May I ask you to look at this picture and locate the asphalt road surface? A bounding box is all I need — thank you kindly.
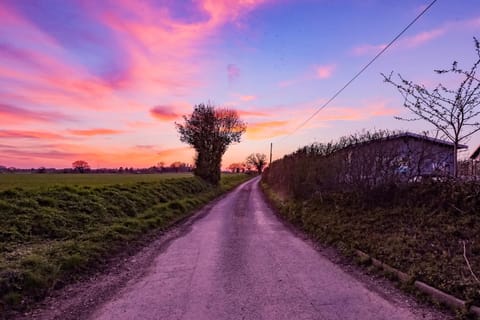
[91,177,446,320]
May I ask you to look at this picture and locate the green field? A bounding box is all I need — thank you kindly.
[0,173,250,314]
[0,173,192,190]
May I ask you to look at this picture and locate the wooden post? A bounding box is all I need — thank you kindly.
[269,143,272,166]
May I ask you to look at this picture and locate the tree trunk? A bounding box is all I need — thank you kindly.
[453,143,458,178]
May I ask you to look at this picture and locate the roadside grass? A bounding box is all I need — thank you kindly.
[0,174,249,313]
[261,180,480,308]
[0,173,192,190]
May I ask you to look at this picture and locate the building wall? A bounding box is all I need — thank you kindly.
[346,136,455,179]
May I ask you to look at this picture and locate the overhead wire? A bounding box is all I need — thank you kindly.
[281,0,438,140]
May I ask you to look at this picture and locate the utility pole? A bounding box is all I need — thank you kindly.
[269,142,272,166]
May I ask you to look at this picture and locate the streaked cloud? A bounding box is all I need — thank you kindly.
[237,109,270,117]
[246,120,290,140]
[0,103,72,123]
[68,128,125,136]
[0,130,65,140]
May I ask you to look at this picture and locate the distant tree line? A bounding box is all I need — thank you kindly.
[0,161,195,174]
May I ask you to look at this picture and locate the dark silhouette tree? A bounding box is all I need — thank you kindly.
[382,37,480,177]
[176,103,246,184]
[72,160,90,173]
[170,161,187,173]
[246,153,267,174]
[228,162,245,173]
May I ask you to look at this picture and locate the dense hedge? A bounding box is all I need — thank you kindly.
[0,175,249,313]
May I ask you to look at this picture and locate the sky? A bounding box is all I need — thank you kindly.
[0,0,479,169]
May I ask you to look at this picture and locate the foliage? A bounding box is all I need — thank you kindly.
[0,174,250,313]
[176,103,246,185]
[72,160,90,173]
[382,37,480,177]
[246,153,267,173]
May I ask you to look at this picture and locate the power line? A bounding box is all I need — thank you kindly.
[282,0,438,139]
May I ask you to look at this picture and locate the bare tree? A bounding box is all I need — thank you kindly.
[246,153,267,174]
[382,37,480,177]
[176,103,246,184]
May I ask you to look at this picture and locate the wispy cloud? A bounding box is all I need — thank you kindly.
[246,120,290,140]
[157,147,193,163]
[351,16,479,56]
[351,43,387,56]
[240,95,256,101]
[68,128,124,136]
[278,63,337,87]
[315,64,336,79]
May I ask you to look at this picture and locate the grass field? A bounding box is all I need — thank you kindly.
[0,173,250,314]
[0,173,193,190]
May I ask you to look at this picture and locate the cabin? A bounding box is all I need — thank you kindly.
[341,132,467,179]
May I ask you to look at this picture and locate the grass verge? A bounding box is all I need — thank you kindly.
[0,174,250,314]
[261,180,480,313]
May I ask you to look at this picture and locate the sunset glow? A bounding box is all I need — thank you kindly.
[0,0,479,168]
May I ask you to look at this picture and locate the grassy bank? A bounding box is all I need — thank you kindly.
[0,174,249,313]
[261,180,480,308]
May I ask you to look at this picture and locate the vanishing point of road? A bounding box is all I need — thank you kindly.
[91,177,448,320]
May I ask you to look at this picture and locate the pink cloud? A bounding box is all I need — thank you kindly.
[315,64,336,79]
[403,28,445,47]
[0,0,270,118]
[240,95,256,101]
[150,106,180,121]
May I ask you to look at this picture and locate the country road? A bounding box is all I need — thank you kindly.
[90,177,448,320]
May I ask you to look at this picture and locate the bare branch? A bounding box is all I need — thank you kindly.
[462,240,480,284]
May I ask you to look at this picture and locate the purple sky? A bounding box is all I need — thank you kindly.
[0,0,479,168]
